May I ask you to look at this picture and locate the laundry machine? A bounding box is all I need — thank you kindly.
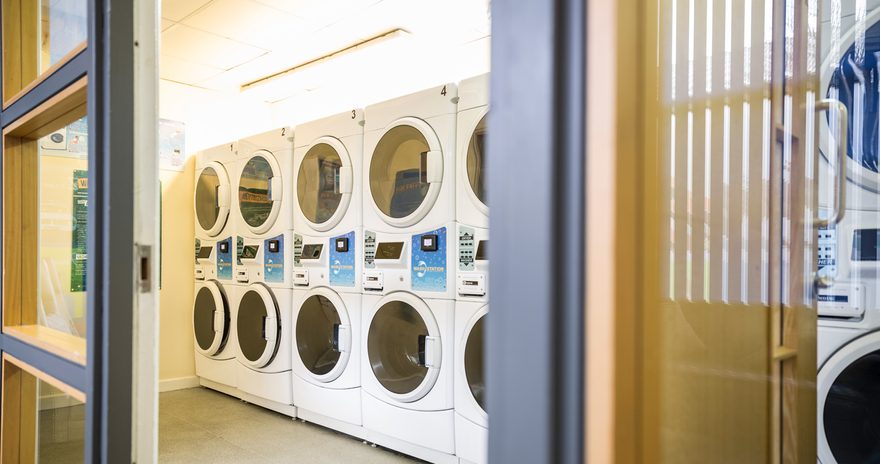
[290,110,365,434]
[362,83,458,300]
[233,234,295,415]
[361,291,455,462]
[193,142,239,390]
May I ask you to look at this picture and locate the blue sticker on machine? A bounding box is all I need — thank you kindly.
[330,231,356,287]
[264,234,285,283]
[411,227,447,292]
[217,236,233,280]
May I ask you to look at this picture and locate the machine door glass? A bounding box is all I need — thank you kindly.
[370,125,432,219]
[239,154,277,231]
[822,345,880,463]
[237,287,279,366]
[823,16,880,201]
[297,143,345,226]
[466,115,487,207]
[368,300,430,395]
[195,165,229,236]
[193,282,229,355]
[465,313,485,411]
[296,294,344,377]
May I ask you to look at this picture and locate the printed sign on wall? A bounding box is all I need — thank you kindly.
[70,170,88,292]
[159,119,186,172]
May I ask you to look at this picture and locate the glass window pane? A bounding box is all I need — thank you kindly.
[38,117,89,339]
[2,356,85,463]
[466,115,487,206]
[2,0,87,103]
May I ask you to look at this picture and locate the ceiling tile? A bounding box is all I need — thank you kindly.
[162,0,212,21]
[160,54,223,84]
[253,0,379,26]
[182,0,311,49]
[161,18,175,31]
[162,24,268,70]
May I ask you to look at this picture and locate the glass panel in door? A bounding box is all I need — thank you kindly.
[644,0,819,461]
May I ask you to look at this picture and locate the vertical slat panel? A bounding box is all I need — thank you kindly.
[746,0,768,304]
[726,0,746,303]
[21,142,38,325]
[674,0,691,300]
[692,0,709,301]
[710,0,728,303]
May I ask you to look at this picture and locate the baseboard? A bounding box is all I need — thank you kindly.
[159,376,200,392]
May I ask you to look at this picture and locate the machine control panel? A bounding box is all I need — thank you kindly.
[818,282,866,319]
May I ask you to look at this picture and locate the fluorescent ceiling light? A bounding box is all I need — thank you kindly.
[240,28,411,101]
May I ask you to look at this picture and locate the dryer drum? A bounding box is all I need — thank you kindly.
[368,300,429,395]
[824,350,880,463]
[237,289,280,366]
[193,285,228,354]
[296,294,342,376]
[464,315,486,411]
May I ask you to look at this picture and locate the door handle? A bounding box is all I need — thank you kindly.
[814,98,848,228]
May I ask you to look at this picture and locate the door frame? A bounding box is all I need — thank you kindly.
[487,0,586,463]
[0,0,157,461]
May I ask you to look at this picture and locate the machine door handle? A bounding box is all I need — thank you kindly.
[814,99,848,229]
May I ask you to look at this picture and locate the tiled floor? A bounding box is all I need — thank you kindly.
[160,387,422,463]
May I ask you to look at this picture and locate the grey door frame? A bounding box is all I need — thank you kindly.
[0,0,137,461]
[487,0,586,463]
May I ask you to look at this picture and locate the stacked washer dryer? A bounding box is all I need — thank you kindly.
[232,127,297,416]
[454,74,489,464]
[291,109,366,436]
[361,84,458,463]
[817,8,880,463]
[193,142,240,392]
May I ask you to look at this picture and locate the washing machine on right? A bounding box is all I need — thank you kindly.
[361,84,458,464]
[454,74,489,464]
[816,6,880,462]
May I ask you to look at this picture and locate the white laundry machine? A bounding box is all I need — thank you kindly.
[362,83,458,300]
[454,73,489,464]
[361,291,455,462]
[360,85,459,463]
[193,143,240,390]
[290,109,365,435]
[233,235,295,416]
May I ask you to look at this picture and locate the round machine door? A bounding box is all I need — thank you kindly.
[462,306,487,416]
[194,161,231,237]
[239,151,283,235]
[463,114,488,214]
[367,294,441,402]
[192,281,230,356]
[295,288,352,382]
[369,118,444,228]
[818,331,880,463]
[236,284,281,368]
[822,15,880,192]
[296,138,353,231]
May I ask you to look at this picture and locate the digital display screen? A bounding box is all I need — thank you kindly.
[475,240,488,261]
[197,247,213,259]
[240,245,259,260]
[852,229,880,261]
[376,242,404,260]
[302,244,323,260]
